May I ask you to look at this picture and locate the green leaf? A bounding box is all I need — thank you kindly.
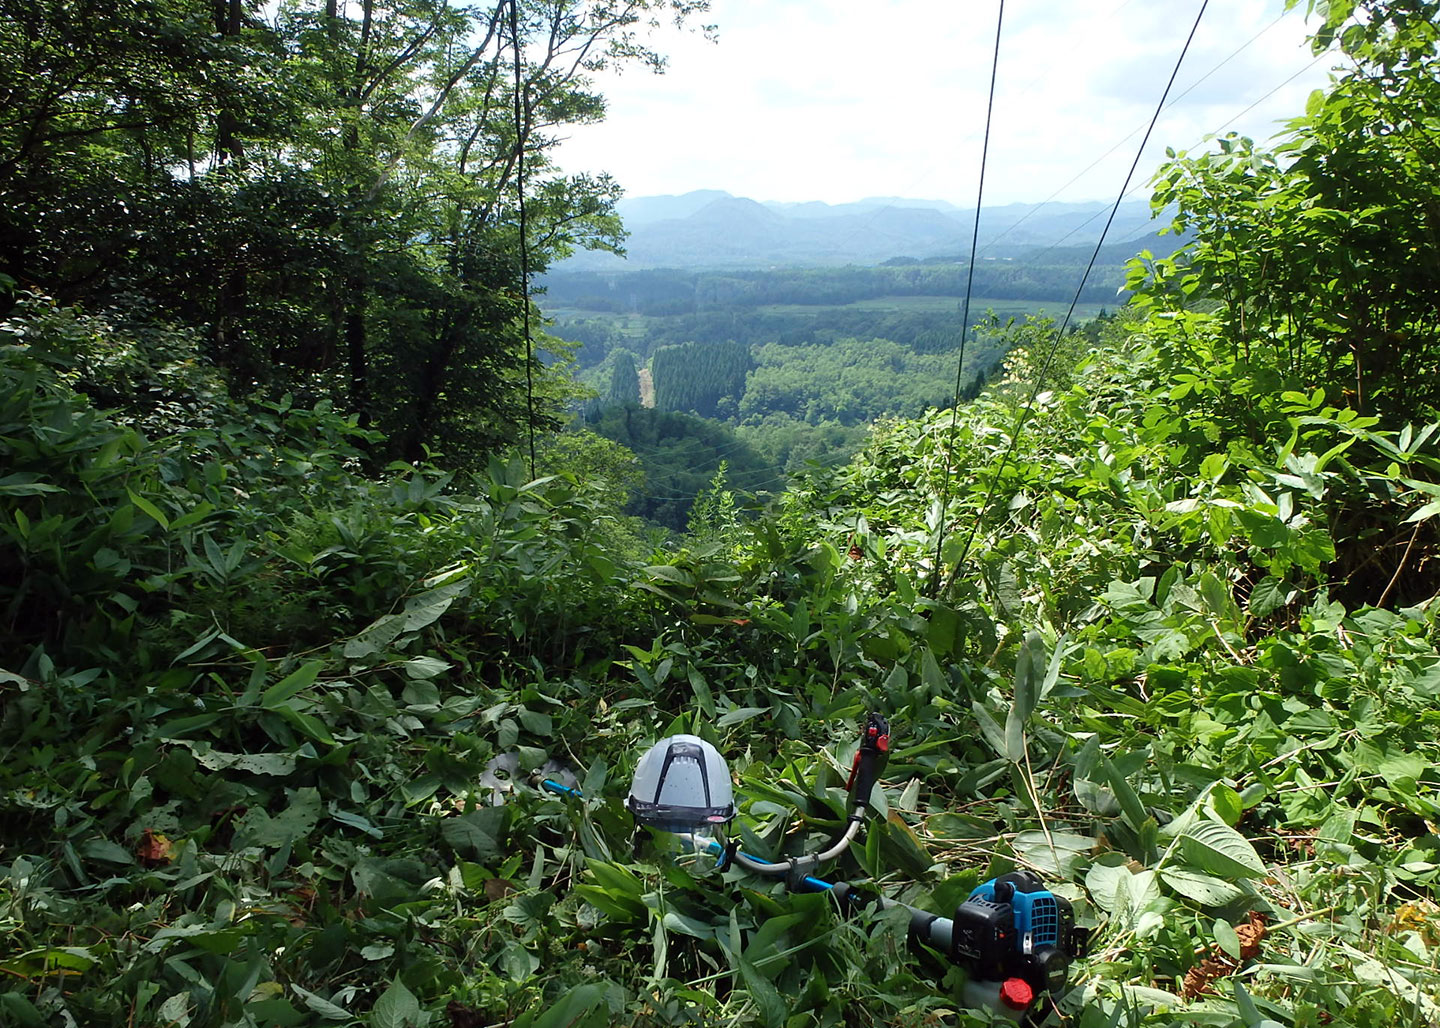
[1232,981,1277,1028]
[738,956,787,1028]
[170,502,215,531]
[1012,830,1095,878]
[0,947,99,977]
[157,993,192,1024]
[1071,736,1118,815]
[79,839,133,864]
[1214,918,1242,960]
[920,647,945,696]
[344,614,406,660]
[0,478,62,496]
[158,712,222,738]
[1100,753,1151,838]
[1085,860,1160,916]
[441,807,510,862]
[261,660,322,709]
[404,656,450,680]
[1248,577,1291,618]
[144,924,244,956]
[1405,499,1440,524]
[1206,783,1244,825]
[642,564,694,587]
[686,666,715,719]
[190,749,297,776]
[0,993,46,1028]
[1012,631,1044,721]
[1005,631,1045,761]
[1178,816,1266,879]
[127,488,170,530]
[577,860,646,921]
[291,984,351,1021]
[1159,868,1248,906]
[717,706,768,727]
[883,663,908,694]
[330,807,384,839]
[529,983,605,1028]
[401,579,468,633]
[371,978,422,1028]
[971,701,1007,760]
[1199,452,1229,481]
[277,707,336,746]
[499,939,539,982]
[236,788,323,848]
[878,815,934,879]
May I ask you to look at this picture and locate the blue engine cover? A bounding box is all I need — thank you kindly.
[967,876,1062,952]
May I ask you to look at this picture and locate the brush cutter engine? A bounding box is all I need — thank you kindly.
[952,871,1081,1016]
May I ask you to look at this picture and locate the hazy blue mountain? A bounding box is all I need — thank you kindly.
[566,190,1170,270]
[761,196,967,218]
[615,190,734,226]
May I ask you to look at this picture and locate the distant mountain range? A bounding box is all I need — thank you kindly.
[553,190,1182,270]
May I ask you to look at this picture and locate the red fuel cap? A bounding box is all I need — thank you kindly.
[1000,977,1035,1011]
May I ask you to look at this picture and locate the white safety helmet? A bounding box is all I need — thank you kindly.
[626,734,736,832]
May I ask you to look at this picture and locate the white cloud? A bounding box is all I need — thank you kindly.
[555,0,1338,206]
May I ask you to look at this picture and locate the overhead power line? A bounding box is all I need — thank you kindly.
[1012,49,1330,268]
[929,0,1005,598]
[976,8,1296,261]
[939,0,1212,599]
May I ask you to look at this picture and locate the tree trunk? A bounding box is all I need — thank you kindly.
[211,0,247,379]
[346,275,371,428]
[213,0,244,163]
[402,311,463,463]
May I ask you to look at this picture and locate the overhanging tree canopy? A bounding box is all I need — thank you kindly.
[0,0,711,463]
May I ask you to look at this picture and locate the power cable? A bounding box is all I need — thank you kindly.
[928,0,1004,599]
[814,5,1300,272]
[510,0,537,478]
[1012,49,1331,270]
[976,8,1293,262]
[822,0,1138,251]
[1210,50,1330,134]
[652,10,1315,353]
[938,0,1211,599]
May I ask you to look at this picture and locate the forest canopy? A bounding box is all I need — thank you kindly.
[0,0,708,464]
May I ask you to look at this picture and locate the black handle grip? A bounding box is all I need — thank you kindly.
[830,881,953,951]
[846,711,891,810]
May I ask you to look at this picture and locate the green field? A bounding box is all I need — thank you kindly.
[754,295,1107,320]
[546,296,1105,325]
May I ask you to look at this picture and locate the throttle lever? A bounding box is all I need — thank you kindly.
[845,711,890,814]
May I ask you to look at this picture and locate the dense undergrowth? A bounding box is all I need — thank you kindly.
[7,3,1440,1022]
[6,281,1440,1028]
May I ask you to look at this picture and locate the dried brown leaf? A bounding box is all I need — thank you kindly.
[483,878,518,902]
[1236,910,1268,959]
[136,828,173,867]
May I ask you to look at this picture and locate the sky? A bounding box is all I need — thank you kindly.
[555,0,1342,208]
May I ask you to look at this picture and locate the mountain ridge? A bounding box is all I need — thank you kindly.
[562,190,1175,270]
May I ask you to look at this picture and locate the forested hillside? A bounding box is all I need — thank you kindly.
[0,0,654,465]
[544,265,1126,317]
[551,271,1096,521]
[6,2,1440,1028]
